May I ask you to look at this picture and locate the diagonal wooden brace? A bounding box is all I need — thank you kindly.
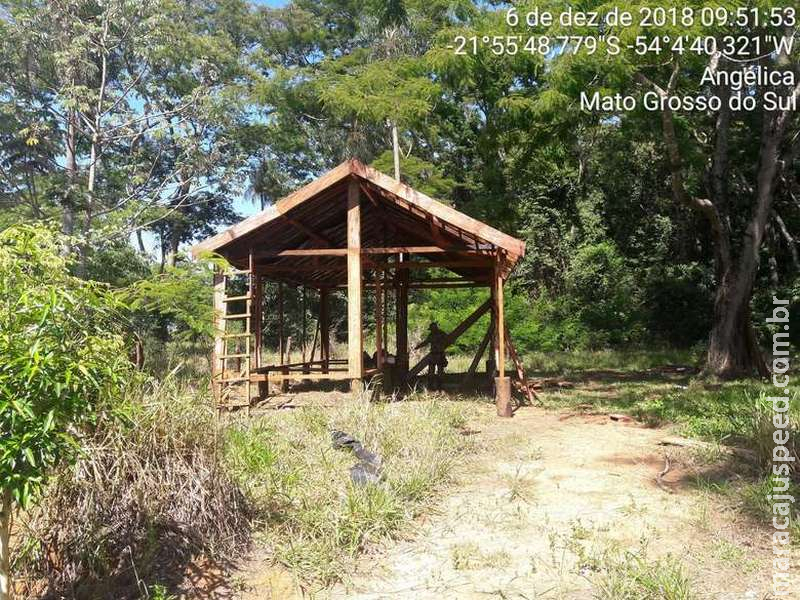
[407,299,492,380]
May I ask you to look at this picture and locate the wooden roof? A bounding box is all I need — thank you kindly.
[191,159,525,286]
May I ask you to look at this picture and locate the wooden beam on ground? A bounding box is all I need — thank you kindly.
[347,178,363,392]
[407,299,492,379]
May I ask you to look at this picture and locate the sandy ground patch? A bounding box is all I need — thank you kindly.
[236,403,798,599]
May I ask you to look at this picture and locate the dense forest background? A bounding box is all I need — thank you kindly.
[1,0,798,374]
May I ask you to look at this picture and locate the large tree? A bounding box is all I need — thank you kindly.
[530,0,799,376]
[0,0,259,271]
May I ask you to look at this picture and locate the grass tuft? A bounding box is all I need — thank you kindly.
[222,395,476,585]
[593,546,695,600]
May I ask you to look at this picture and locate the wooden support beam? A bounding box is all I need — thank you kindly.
[347,178,363,392]
[504,322,536,405]
[319,288,330,373]
[408,282,489,289]
[283,216,332,247]
[383,272,389,359]
[494,258,511,417]
[256,265,346,273]
[361,246,481,255]
[495,264,505,378]
[254,246,486,258]
[376,260,492,270]
[211,270,226,404]
[407,299,492,379]
[375,278,383,369]
[251,371,353,382]
[255,248,348,257]
[301,286,307,362]
[395,257,409,379]
[253,274,263,370]
[309,317,319,363]
[278,282,285,365]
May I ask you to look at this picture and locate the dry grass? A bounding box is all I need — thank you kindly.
[15,374,250,599]
[223,391,478,586]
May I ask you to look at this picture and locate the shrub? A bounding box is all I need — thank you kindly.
[1,224,134,598]
[564,242,642,347]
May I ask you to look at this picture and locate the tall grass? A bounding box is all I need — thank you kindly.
[15,374,250,599]
[222,394,475,584]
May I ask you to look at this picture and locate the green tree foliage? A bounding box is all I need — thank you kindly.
[0,225,132,597]
[0,0,257,270]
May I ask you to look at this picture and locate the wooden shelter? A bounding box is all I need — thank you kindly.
[191,158,530,416]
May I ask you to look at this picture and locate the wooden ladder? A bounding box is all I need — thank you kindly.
[213,253,256,414]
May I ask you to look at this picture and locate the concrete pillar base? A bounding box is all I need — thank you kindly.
[495,376,512,418]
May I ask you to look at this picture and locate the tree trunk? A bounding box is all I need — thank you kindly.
[166,231,179,268]
[136,230,146,254]
[0,488,12,600]
[641,58,796,380]
[706,272,769,379]
[62,111,78,240]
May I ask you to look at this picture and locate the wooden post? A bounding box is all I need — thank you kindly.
[253,273,268,399]
[302,286,310,377]
[319,287,330,373]
[211,270,226,406]
[375,277,383,369]
[278,282,285,364]
[278,283,288,393]
[487,284,496,377]
[496,268,505,378]
[252,274,262,370]
[347,178,363,394]
[494,259,511,417]
[396,255,409,381]
[383,272,389,355]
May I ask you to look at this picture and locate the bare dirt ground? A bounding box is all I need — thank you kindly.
[237,401,798,599]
